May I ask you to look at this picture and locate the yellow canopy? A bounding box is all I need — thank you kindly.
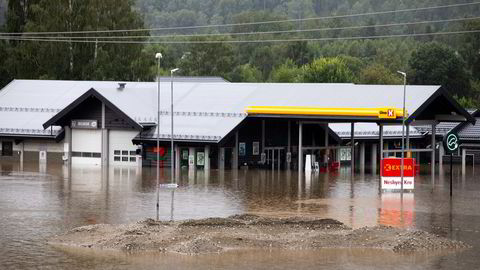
[246,106,406,119]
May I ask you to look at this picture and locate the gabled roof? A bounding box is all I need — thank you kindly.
[43,88,142,130]
[454,109,480,142]
[406,87,475,124]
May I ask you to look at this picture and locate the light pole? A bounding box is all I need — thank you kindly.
[155,52,162,220]
[397,71,407,195]
[170,68,179,183]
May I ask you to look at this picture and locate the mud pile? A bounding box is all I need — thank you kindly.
[49,215,469,255]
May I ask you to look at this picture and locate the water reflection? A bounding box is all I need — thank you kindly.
[0,162,480,269]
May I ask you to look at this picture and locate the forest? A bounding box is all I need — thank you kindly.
[0,0,479,107]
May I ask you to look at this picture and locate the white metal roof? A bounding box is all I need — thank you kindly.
[0,80,443,141]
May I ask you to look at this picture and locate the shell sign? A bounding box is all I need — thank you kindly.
[381,158,416,190]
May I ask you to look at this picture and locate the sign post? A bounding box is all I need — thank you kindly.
[443,131,459,198]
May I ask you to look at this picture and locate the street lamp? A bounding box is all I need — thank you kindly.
[170,68,179,184]
[155,52,162,220]
[169,67,180,222]
[397,71,407,195]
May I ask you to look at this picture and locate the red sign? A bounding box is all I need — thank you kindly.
[381,158,416,177]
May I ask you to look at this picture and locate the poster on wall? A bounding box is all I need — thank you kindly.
[182,150,189,160]
[197,152,205,166]
[188,155,195,166]
[239,142,246,156]
[340,148,351,161]
[252,142,260,155]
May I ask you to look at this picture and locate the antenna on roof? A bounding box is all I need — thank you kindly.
[117,83,126,90]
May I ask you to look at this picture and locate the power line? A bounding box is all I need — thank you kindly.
[0,1,479,36]
[1,16,477,40]
[1,30,478,44]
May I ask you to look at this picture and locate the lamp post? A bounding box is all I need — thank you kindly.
[170,68,179,183]
[397,71,407,195]
[155,52,162,220]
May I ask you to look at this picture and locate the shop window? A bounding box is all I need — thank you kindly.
[2,141,13,156]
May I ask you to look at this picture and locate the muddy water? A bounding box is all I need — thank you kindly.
[0,161,479,269]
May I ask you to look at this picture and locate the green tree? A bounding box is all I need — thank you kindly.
[300,57,354,83]
[359,64,402,85]
[9,0,148,81]
[230,64,262,82]
[409,42,471,97]
[270,59,301,82]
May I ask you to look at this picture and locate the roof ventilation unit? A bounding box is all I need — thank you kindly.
[117,83,126,90]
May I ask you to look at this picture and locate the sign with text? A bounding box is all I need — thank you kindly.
[381,158,416,190]
[71,119,98,129]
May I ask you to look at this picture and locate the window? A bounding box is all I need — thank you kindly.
[113,149,137,163]
[72,151,101,158]
[2,141,13,156]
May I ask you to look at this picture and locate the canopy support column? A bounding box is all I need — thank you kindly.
[351,123,355,173]
[298,122,303,174]
[431,123,436,184]
[324,123,329,163]
[379,124,383,159]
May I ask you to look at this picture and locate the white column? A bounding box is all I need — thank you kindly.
[462,148,466,175]
[204,145,210,171]
[379,124,383,159]
[431,123,436,175]
[298,122,303,173]
[324,123,329,163]
[351,123,355,173]
[19,142,24,171]
[261,120,265,153]
[64,126,72,166]
[287,120,291,168]
[439,143,444,166]
[101,102,108,167]
[359,142,365,173]
[218,147,225,170]
[233,131,239,169]
[175,145,180,178]
[371,143,377,174]
[101,129,109,167]
[188,147,196,170]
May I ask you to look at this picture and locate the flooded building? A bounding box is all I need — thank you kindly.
[0,79,475,173]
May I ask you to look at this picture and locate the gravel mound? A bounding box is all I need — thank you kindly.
[49,215,470,255]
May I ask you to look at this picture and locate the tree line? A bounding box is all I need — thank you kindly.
[0,0,479,107]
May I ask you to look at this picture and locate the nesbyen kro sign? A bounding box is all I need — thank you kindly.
[381,158,416,190]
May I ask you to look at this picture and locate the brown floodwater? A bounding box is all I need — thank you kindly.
[0,161,479,269]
